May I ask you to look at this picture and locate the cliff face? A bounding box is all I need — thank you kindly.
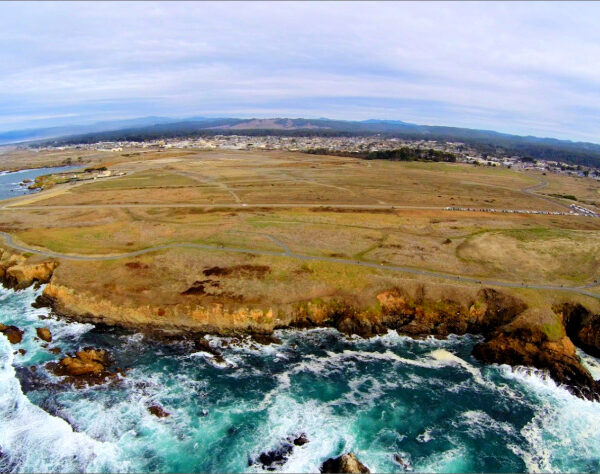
[41,282,279,334]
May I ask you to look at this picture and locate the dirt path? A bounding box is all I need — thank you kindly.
[1,230,597,299]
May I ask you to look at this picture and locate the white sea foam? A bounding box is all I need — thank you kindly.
[418,445,469,472]
[428,349,486,385]
[247,393,363,473]
[189,350,237,369]
[500,364,600,472]
[455,410,516,439]
[578,348,600,381]
[416,427,434,443]
[0,336,126,473]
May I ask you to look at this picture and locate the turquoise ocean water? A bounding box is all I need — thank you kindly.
[2,286,600,473]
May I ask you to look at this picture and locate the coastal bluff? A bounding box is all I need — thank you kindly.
[2,245,600,401]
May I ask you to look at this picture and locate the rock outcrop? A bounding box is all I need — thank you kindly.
[321,453,370,474]
[36,327,52,342]
[473,324,600,401]
[148,404,170,418]
[249,434,309,471]
[40,282,278,333]
[0,249,57,290]
[47,348,119,387]
[0,323,23,344]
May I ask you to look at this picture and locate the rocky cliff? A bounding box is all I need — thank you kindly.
[0,248,57,289]
[2,245,600,402]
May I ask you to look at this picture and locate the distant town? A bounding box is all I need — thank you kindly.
[27,134,600,180]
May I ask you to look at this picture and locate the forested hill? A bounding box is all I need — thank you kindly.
[32,117,600,168]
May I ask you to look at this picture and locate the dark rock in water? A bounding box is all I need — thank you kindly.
[0,324,24,344]
[31,294,53,309]
[193,338,227,365]
[293,433,309,446]
[251,333,283,345]
[393,453,413,471]
[49,347,61,354]
[18,348,26,355]
[253,442,294,471]
[36,327,52,342]
[321,453,370,473]
[148,404,170,418]
[14,366,59,393]
[249,433,309,471]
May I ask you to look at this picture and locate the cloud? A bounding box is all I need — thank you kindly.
[0,1,598,141]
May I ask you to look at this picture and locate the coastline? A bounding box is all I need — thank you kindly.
[2,245,600,402]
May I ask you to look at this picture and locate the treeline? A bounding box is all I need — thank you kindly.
[305,147,457,162]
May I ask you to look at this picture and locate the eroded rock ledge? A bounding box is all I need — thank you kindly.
[0,248,57,289]
[2,246,600,402]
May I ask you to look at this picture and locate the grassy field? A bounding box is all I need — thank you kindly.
[0,148,599,316]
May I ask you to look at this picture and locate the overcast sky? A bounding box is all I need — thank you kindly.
[1,1,599,141]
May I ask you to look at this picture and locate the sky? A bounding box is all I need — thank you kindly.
[1,1,599,142]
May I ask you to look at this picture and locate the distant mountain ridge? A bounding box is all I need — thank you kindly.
[5,116,600,168]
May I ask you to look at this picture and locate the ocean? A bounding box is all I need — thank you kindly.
[0,166,79,201]
[2,286,600,473]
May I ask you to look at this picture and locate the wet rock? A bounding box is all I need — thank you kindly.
[393,454,413,471]
[0,324,24,344]
[249,433,308,471]
[293,433,309,446]
[36,327,52,342]
[251,333,282,345]
[49,347,61,354]
[18,348,26,355]
[48,348,119,387]
[31,294,53,309]
[252,442,294,471]
[58,348,108,376]
[321,453,370,473]
[193,338,227,365]
[148,404,170,418]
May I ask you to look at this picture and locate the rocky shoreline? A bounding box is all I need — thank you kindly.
[2,247,600,401]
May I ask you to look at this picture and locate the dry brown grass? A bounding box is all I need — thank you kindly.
[0,148,598,313]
